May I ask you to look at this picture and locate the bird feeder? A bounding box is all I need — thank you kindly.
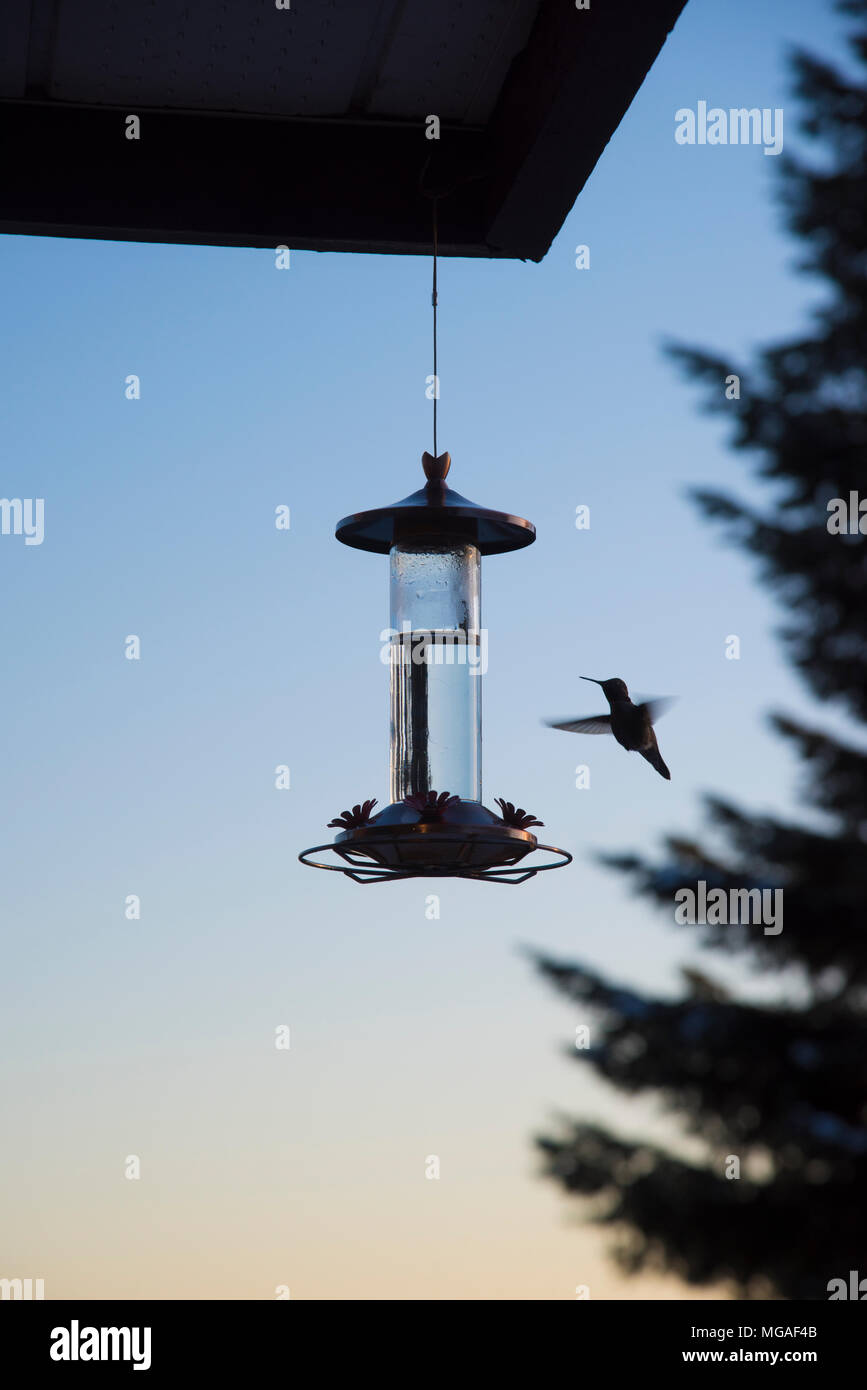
[299,450,572,883]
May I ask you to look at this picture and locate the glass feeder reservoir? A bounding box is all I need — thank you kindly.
[299,450,571,883]
[389,538,481,804]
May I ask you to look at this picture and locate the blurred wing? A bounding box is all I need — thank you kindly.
[546,714,612,735]
[637,697,677,725]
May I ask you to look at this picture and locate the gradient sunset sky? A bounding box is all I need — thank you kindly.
[0,0,850,1298]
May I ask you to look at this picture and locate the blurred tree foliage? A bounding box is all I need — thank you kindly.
[531,0,867,1299]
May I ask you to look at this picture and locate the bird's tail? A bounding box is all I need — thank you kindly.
[640,744,671,780]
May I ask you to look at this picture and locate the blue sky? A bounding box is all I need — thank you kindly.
[0,0,853,1299]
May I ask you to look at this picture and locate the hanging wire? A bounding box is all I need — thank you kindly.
[431,197,439,459]
[418,152,489,462]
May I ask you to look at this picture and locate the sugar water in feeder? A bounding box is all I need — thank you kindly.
[388,540,482,804]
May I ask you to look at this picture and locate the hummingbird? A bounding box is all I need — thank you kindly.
[546,677,673,780]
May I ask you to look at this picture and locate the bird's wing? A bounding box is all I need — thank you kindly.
[637,697,676,725]
[545,715,612,735]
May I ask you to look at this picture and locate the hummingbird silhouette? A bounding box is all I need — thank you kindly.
[546,677,673,780]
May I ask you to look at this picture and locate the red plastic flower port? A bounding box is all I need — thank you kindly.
[404,790,460,823]
[494,798,544,830]
[327,799,378,830]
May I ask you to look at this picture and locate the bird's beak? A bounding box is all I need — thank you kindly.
[581,676,602,685]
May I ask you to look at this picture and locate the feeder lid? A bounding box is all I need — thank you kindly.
[335,452,535,556]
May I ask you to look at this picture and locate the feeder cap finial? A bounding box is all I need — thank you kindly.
[422,450,451,482]
[335,447,534,555]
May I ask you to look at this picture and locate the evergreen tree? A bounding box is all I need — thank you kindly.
[532,0,867,1300]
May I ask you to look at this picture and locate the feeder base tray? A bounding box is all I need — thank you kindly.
[299,820,572,884]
